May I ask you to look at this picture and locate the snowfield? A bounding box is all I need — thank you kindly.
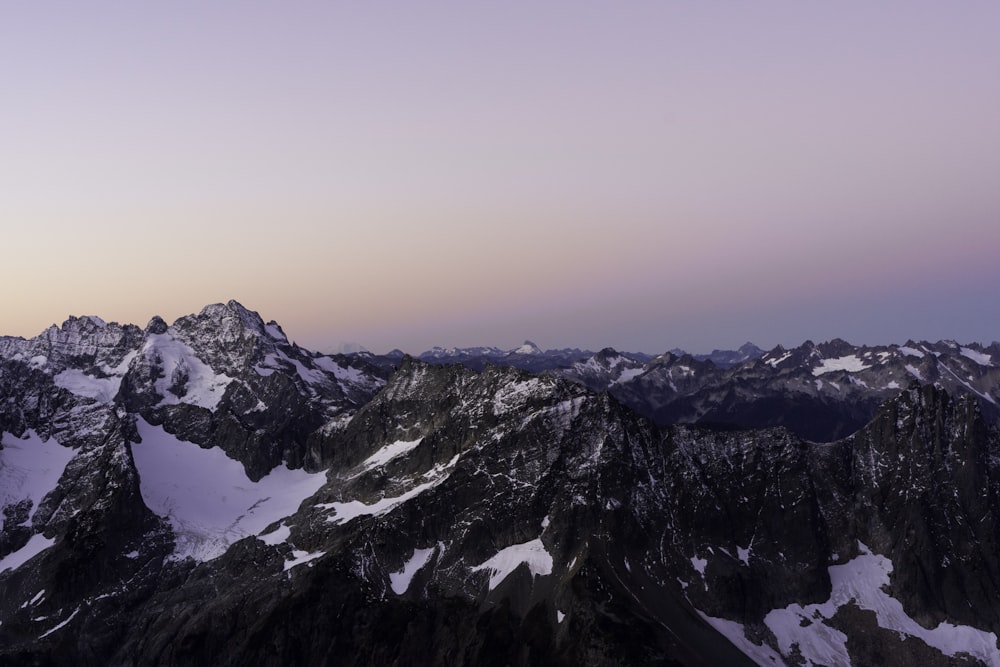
[319,455,458,525]
[131,419,328,562]
[0,533,57,574]
[812,355,870,376]
[142,334,232,410]
[961,347,994,366]
[53,369,121,403]
[703,542,1000,666]
[471,537,553,591]
[390,547,436,594]
[361,438,424,470]
[0,431,76,533]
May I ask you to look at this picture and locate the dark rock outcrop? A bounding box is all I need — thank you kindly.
[3,305,1000,666]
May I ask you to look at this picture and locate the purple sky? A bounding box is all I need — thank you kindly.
[2,2,999,353]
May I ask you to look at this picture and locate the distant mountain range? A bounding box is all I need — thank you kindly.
[407,340,757,372]
[2,301,1000,666]
[357,337,999,442]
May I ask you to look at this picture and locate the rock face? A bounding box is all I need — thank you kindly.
[2,304,1000,666]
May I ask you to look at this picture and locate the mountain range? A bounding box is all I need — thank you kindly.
[387,336,998,443]
[2,301,1000,666]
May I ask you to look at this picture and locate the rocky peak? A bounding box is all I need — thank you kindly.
[264,320,289,343]
[863,382,986,458]
[173,300,268,343]
[690,342,766,368]
[154,301,293,381]
[648,350,681,367]
[144,315,168,335]
[817,337,854,355]
[0,316,145,372]
[593,347,621,363]
[510,340,542,356]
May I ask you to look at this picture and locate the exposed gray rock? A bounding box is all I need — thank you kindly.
[2,305,1000,666]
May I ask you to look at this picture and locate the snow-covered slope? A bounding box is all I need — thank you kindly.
[131,419,327,562]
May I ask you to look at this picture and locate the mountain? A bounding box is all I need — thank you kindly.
[404,337,1000,443]
[557,338,1000,442]
[415,341,598,373]
[392,342,758,376]
[668,342,766,368]
[3,302,1000,665]
[551,347,649,391]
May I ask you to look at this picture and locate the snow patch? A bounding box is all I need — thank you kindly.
[289,357,329,386]
[938,362,998,405]
[38,607,80,639]
[899,346,924,358]
[0,533,56,573]
[321,456,458,525]
[0,431,76,532]
[258,523,292,546]
[472,538,553,590]
[264,323,287,342]
[691,555,707,575]
[766,351,792,368]
[143,334,232,410]
[737,545,751,566]
[905,364,925,381]
[255,351,327,387]
[131,419,328,562]
[361,438,423,470]
[766,605,850,666]
[762,542,1000,666]
[698,613,785,665]
[813,355,870,376]
[313,356,384,388]
[284,550,324,571]
[390,547,435,594]
[612,367,645,384]
[53,369,121,403]
[961,347,993,366]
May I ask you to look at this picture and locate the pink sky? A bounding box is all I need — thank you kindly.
[2,2,999,353]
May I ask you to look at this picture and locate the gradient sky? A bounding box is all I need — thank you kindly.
[2,2,999,354]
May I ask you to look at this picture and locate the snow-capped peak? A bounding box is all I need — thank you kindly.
[512,341,542,355]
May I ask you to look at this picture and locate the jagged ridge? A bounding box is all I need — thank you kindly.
[2,303,1000,666]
